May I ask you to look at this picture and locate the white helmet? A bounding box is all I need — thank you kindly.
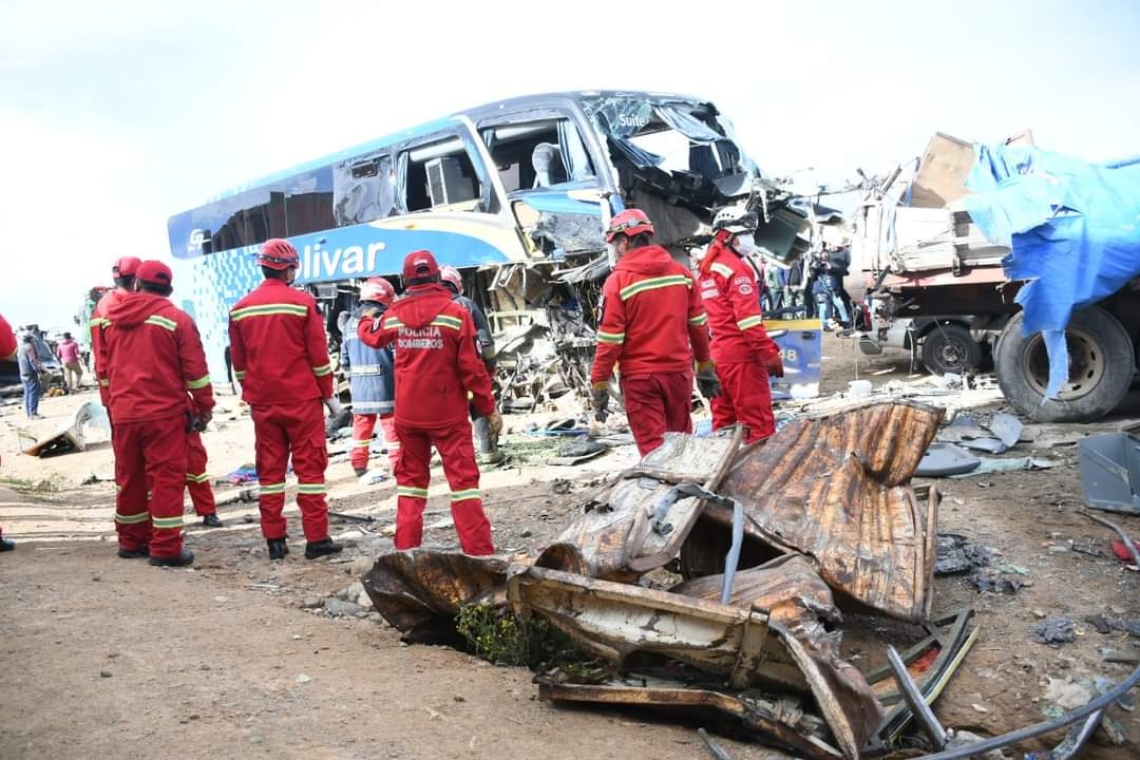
[712,206,758,235]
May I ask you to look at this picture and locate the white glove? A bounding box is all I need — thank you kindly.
[324,396,345,418]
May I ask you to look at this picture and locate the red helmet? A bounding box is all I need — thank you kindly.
[439,265,463,294]
[359,277,395,305]
[402,249,439,283]
[113,256,141,278]
[605,208,654,243]
[258,238,300,270]
[136,260,173,288]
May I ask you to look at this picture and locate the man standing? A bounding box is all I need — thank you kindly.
[100,261,213,567]
[699,207,784,444]
[229,239,342,562]
[17,335,43,420]
[439,265,501,464]
[590,208,720,457]
[186,408,222,528]
[341,277,399,479]
[56,332,84,392]
[357,250,501,556]
[0,313,17,552]
[91,257,141,414]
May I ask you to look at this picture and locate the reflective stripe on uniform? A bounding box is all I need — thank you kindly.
[259,482,286,495]
[99,378,110,387]
[711,262,734,279]
[737,315,765,331]
[151,515,184,530]
[352,439,371,449]
[235,370,246,381]
[450,488,480,502]
[144,315,177,331]
[115,512,149,525]
[231,304,308,321]
[186,473,210,484]
[311,363,332,377]
[187,375,211,390]
[430,315,463,331]
[619,275,691,302]
[383,317,404,330]
[689,313,708,326]
[596,330,625,345]
[348,365,383,376]
[396,486,428,499]
[297,482,326,495]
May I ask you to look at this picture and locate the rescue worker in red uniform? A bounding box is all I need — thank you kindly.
[100,261,213,567]
[91,256,141,417]
[229,239,344,562]
[590,209,720,456]
[0,312,17,552]
[357,250,501,555]
[698,207,784,443]
[185,401,222,528]
[342,277,399,477]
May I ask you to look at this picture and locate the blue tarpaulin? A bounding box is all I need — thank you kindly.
[962,145,1140,398]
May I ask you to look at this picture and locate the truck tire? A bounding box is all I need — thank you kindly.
[921,323,984,376]
[995,307,1134,422]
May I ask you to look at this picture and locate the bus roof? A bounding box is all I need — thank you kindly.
[204,90,708,203]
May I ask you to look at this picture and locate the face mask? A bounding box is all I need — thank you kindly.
[734,233,758,256]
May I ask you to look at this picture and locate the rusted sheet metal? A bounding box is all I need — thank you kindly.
[673,556,885,755]
[705,401,942,621]
[538,677,844,760]
[510,564,882,759]
[360,550,510,643]
[535,430,741,581]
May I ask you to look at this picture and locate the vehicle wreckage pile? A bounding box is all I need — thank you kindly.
[356,399,1138,758]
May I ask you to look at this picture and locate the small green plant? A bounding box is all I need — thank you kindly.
[455,603,596,672]
[0,475,61,493]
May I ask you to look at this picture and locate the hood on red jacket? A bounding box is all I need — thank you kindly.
[396,284,452,328]
[615,244,681,276]
[107,292,169,328]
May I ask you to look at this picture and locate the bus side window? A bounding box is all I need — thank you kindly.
[401,137,484,213]
[334,153,397,227]
[480,118,596,193]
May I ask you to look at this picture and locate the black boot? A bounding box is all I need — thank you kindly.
[117,545,149,559]
[353,467,368,478]
[305,537,343,560]
[202,514,223,528]
[267,538,289,561]
[0,536,15,552]
[149,549,194,567]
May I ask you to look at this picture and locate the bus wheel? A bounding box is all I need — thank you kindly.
[995,306,1133,422]
[921,323,983,376]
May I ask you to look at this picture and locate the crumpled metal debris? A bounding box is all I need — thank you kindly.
[17,400,109,457]
[360,401,962,759]
[1033,616,1077,646]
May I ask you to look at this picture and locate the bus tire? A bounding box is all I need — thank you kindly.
[995,306,1133,423]
[921,322,984,376]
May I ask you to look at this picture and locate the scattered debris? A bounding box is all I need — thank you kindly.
[1080,509,1140,568]
[1044,677,1095,711]
[1078,432,1140,513]
[916,442,980,477]
[972,576,1024,594]
[935,534,991,575]
[17,401,108,457]
[1083,614,1140,637]
[549,438,607,466]
[550,479,572,495]
[225,465,259,485]
[1033,617,1077,646]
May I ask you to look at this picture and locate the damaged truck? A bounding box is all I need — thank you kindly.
[166,90,816,410]
[853,132,1140,423]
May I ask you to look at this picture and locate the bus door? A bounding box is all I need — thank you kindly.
[475,109,612,260]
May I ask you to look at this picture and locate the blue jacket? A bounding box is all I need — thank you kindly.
[341,303,395,415]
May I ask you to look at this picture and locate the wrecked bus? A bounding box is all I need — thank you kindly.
[167,91,812,402]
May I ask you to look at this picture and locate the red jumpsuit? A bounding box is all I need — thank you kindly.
[590,244,712,456]
[699,241,781,443]
[229,279,334,543]
[100,294,214,559]
[185,431,217,517]
[0,313,15,545]
[351,415,399,472]
[91,288,128,412]
[358,284,496,555]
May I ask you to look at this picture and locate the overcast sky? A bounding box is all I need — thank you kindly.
[2,0,1138,329]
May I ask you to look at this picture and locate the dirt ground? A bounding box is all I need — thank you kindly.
[2,335,1138,759]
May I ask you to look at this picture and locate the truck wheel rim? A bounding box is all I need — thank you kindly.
[1023,328,1105,401]
[936,339,967,371]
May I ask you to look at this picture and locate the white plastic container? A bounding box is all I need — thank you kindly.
[847,380,872,400]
